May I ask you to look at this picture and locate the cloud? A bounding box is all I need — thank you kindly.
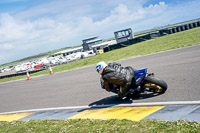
[0,13,26,42]
[0,0,166,43]
[2,43,14,49]
[94,1,167,32]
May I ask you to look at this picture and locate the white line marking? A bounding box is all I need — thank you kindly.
[1,101,200,115]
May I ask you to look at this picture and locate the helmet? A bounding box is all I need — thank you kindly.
[95,61,107,74]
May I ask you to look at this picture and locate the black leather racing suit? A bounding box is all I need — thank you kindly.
[100,62,136,95]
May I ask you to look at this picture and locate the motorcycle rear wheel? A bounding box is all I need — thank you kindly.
[143,76,167,93]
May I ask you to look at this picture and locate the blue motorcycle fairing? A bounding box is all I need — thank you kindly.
[134,68,147,85]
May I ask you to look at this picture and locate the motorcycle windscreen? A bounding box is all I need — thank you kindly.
[134,68,147,85]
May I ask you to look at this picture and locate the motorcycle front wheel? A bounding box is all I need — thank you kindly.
[142,76,168,93]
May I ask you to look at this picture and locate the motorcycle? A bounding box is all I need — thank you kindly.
[101,68,168,98]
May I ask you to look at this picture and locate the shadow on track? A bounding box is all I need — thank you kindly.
[88,92,163,107]
[74,92,164,113]
[131,92,163,100]
[89,95,132,106]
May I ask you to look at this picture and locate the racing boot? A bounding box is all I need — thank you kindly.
[118,84,130,98]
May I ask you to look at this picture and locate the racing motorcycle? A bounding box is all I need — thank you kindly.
[101,68,168,98]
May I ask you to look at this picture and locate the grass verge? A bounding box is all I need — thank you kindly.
[1,27,200,83]
[0,119,199,133]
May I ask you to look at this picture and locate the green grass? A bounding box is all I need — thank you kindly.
[1,27,200,83]
[0,119,199,133]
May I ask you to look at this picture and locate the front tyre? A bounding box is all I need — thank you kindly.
[142,76,167,93]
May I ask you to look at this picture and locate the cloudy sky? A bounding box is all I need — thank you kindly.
[0,0,200,64]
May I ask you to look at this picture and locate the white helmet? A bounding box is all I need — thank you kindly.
[95,61,107,74]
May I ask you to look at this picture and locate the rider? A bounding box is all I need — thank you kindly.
[95,61,137,97]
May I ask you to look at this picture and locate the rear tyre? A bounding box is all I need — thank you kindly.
[142,76,167,93]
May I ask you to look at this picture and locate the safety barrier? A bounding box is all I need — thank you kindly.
[0,69,45,79]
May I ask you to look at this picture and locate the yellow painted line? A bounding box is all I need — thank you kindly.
[0,112,33,122]
[69,106,165,121]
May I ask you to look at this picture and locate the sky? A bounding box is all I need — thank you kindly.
[0,0,200,65]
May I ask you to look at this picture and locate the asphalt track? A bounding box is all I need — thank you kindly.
[0,45,200,114]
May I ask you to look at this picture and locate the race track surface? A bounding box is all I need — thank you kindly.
[0,45,200,113]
